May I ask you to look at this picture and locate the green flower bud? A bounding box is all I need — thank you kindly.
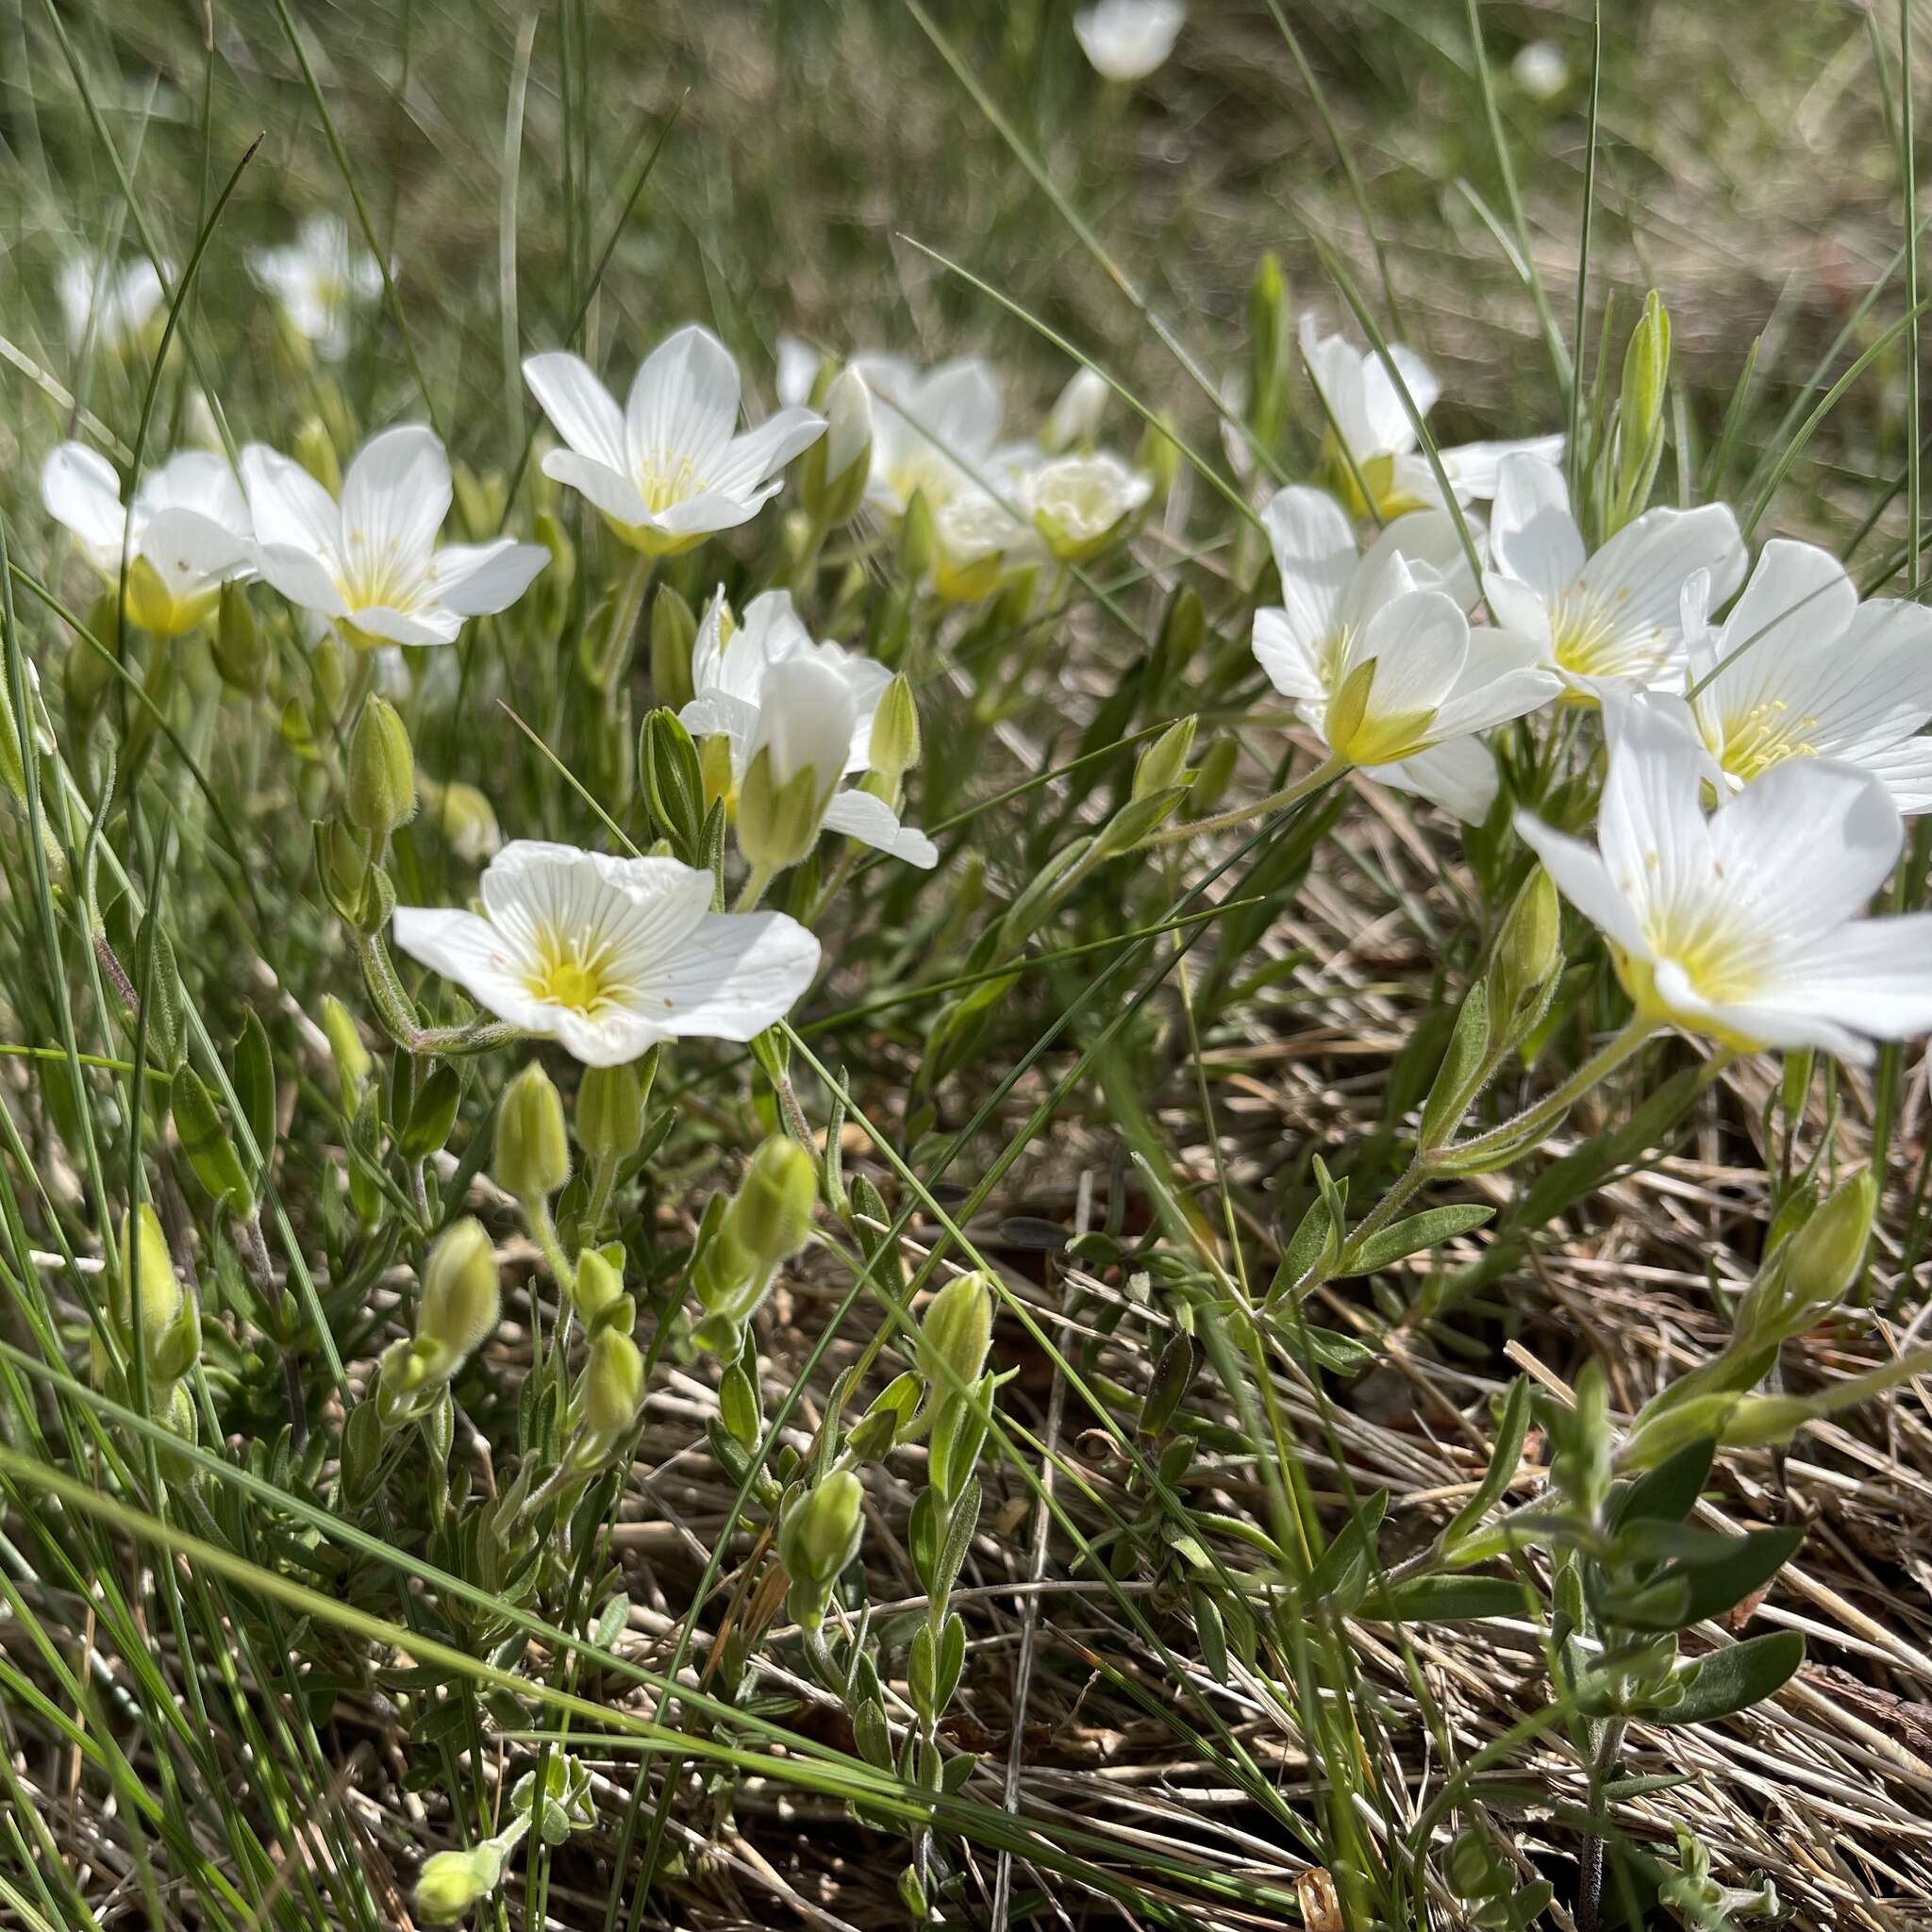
[1247,249,1291,450]
[1615,289,1672,522]
[868,675,921,782]
[918,1271,993,1392]
[897,489,938,579]
[1132,715,1196,802]
[777,1468,865,1595]
[572,1245,626,1327]
[1486,866,1563,1044]
[804,366,874,525]
[1784,1169,1874,1315]
[422,778,501,863]
[346,695,416,838]
[584,1326,645,1435]
[292,415,341,497]
[418,1217,500,1371]
[318,993,373,1108]
[414,1842,504,1924]
[726,1137,817,1270]
[1189,735,1240,814]
[736,750,824,873]
[120,1201,182,1349]
[576,1058,652,1167]
[314,816,371,922]
[212,583,266,694]
[495,1062,571,1203]
[649,585,698,712]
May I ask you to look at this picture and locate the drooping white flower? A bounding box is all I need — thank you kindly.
[1023,451,1153,561]
[1517,698,1932,1062]
[58,251,169,356]
[1512,40,1570,100]
[775,332,824,410]
[1299,316,1563,518]
[1074,0,1184,81]
[391,841,820,1066]
[680,591,936,868]
[1045,367,1109,452]
[1663,538,1932,812]
[248,214,383,361]
[851,353,1004,517]
[241,425,547,646]
[1252,485,1543,821]
[524,325,825,557]
[1484,453,1746,701]
[42,442,255,637]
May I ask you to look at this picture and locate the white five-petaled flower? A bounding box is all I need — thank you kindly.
[1298,316,1563,518]
[248,214,384,361]
[1074,0,1184,81]
[241,425,547,646]
[1253,485,1547,821]
[680,591,937,868]
[391,841,821,1067]
[1662,538,1932,812]
[1517,698,1932,1062]
[1484,453,1746,701]
[851,353,1004,517]
[1023,451,1153,561]
[524,325,825,556]
[42,442,255,637]
[58,251,170,356]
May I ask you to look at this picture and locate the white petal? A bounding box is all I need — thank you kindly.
[705,406,828,499]
[253,541,348,618]
[1258,486,1356,652]
[917,358,1004,460]
[647,910,822,1040]
[1299,317,1374,456]
[522,351,627,471]
[1438,432,1567,500]
[1357,342,1440,458]
[1712,538,1855,676]
[480,842,714,971]
[1855,733,1932,814]
[1577,502,1746,656]
[1595,694,1720,935]
[391,907,543,1027]
[1350,507,1478,619]
[242,443,342,561]
[548,1006,673,1067]
[1513,811,1649,957]
[1347,589,1468,718]
[137,508,254,599]
[1371,737,1499,823]
[541,450,652,528]
[42,442,126,564]
[350,604,460,646]
[1767,914,1932,1041]
[1253,606,1324,702]
[341,425,451,571]
[626,325,741,475]
[1489,454,1583,600]
[821,788,940,867]
[429,540,549,616]
[652,484,779,537]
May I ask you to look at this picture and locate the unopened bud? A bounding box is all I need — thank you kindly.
[318,993,373,1106]
[1133,716,1197,802]
[211,583,266,694]
[777,1468,865,1595]
[868,675,921,781]
[414,1843,504,1924]
[897,490,938,579]
[918,1271,994,1391]
[584,1325,645,1435]
[576,1058,652,1166]
[418,1217,500,1370]
[650,585,697,712]
[733,659,853,873]
[495,1062,570,1202]
[1247,251,1291,449]
[1189,735,1240,813]
[1785,1169,1874,1314]
[425,778,501,863]
[1487,866,1562,1042]
[1616,290,1672,520]
[292,415,341,497]
[346,695,416,837]
[121,1201,181,1347]
[572,1245,626,1327]
[1045,366,1108,453]
[727,1137,816,1270]
[811,367,873,525]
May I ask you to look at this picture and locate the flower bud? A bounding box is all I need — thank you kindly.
[346,696,416,838]
[495,1061,571,1203]
[424,778,501,863]
[808,366,874,525]
[120,1201,182,1348]
[576,1058,652,1167]
[1026,453,1152,562]
[735,658,855,873]
[777,1468,865,1594]
[868,675,921,782]
[292,415,341,497]
[1189,734,1240,814]
[584,1326,645,1435]
[897,489,938,579]
[318,993,373,1107]
[1045,366,1108,453]
[1132,716,1196,802]
[1615,289,1672,522]
[726,1137,817,1269]
[918,1270,993,1391]
[1784,1169,1874,1315]
[414,1843,504,1924]
[572,1245,627,1327]
[1487,867,1562,1043]
[649,585,697,712]
[418,1217,500,1371]
[1246,250,1291,451]
[212,583,266,694]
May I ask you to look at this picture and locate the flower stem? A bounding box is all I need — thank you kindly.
[1141,752,1349,849]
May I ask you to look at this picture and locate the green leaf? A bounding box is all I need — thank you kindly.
[1346,1203,1494,1275]
[233,1008,276,1160]
[1420,981,1491,1148]
[1611,1438,1714,1532]
[1653,1630,1804,1724]
[1362,1575,1527,1624]
[1441,1375,1531,1551]
[1305,1491,1388,1610]
[1596,1525,1803,1634]
[171,1064,256,1219]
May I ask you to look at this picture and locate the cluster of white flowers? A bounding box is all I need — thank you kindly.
[1257,319,1932,1062]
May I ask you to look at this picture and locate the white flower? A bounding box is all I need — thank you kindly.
[248,214,383,361]
[930,487,1035,601]
[1517,698,1932,1062]
[1484,453,1745,701]
[391,841,821,1066]
[1253,486,1547,821]
[1074,0,1184,81]
[1023,452,1152,560]
[524,325,824,557]
[1045,367,1109,452]
[852,354,1003,516]
[1667,538,1932,811]
[241,425,547,646]
[775,333,824,409]
[58,251,168,355]
[1299,316,1564,517]
[680,591,936,869]
[1512,39,1570,100]
[42,442,254,637]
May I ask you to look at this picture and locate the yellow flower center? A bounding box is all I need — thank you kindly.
[340,531,427,615]
[1549,581,1660,686]
[1319,443,1429,523]
[524,927,623,1015]
[1712,698,1820,785]
[634,449,708,514]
